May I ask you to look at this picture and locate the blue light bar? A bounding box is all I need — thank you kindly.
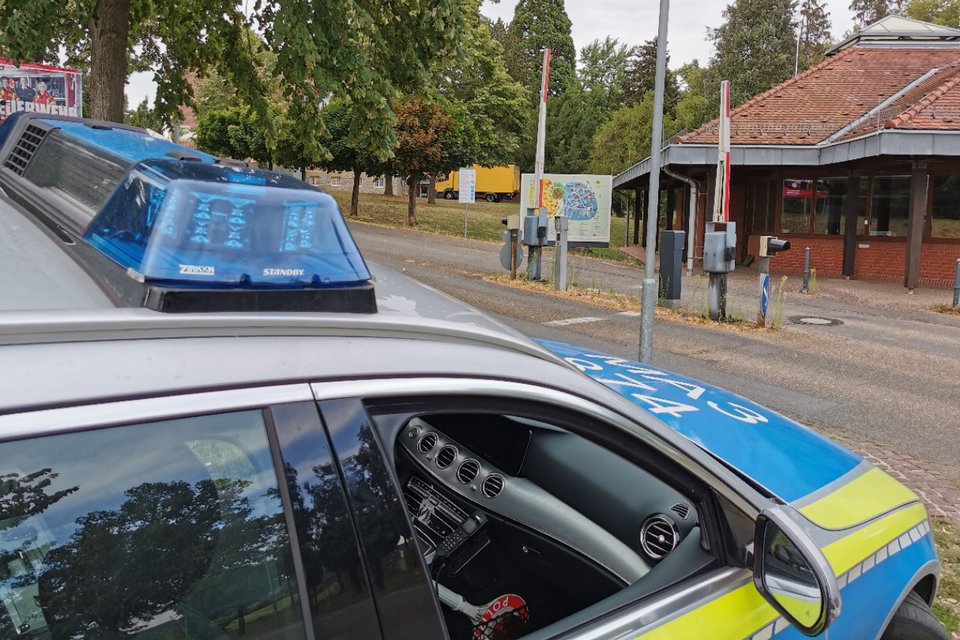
[83,160,371,288]
[42,119,217,164]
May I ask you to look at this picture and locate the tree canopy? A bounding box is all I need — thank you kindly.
[503,0,576,96]
[709,0,798,107]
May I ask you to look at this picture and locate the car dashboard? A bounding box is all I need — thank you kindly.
[393,413,705,639]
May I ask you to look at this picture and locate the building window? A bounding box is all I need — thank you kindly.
[780,179,815,234]
[373,177,385,188]
[331,175,342,187]
[931,175,960,238]
[813,177,847,236]
[309,176,320,186]
[868,176,910,237]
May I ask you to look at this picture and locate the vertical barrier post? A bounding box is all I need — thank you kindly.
[801,247,811,294]
[953,258,960,308]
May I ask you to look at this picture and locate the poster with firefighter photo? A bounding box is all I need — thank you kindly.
[520,174,612,246]
[0,60,83,122]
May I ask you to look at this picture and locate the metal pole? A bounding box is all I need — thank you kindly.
[758,256,770,327]
[554,216,568,291]
[639,0,671,364]
[801,246,811,293]
[463,203,468,239]
[511,230,518,280]
[625,201,630,248]
[953,258,960,308]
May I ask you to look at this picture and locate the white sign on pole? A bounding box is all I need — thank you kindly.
[458,169,477,204]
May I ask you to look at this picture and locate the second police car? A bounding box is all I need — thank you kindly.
[0,113,947,640]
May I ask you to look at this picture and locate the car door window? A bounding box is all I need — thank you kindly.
[364,396,722,640]
[0,410,306,640]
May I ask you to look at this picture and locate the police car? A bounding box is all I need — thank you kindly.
[0,113,946,640]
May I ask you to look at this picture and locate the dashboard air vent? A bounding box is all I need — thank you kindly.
[457,459,480,484]
[640,514,679,560]
[436,445,457,469]
[481,474,504,498]
[417,433,438,454]
[670,503,691,520]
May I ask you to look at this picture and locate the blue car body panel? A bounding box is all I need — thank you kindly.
[537,340,862,504]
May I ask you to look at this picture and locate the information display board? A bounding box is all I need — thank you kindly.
[0,60,83,121]
[458,168,476,204]
[519,174,612,245]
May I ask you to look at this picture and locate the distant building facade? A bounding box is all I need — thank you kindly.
[304,169,405,195]
[615,16,960,287]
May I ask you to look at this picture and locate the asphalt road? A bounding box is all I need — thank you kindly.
[349,221,960,475]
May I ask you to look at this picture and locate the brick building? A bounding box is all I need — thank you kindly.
[615,16,960,287]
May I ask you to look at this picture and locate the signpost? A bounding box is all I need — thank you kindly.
[459,168,477,238]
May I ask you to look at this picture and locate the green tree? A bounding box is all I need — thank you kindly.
[318,100,386,218]
[709,0,798,107]
[195,107,273,167]
[578,37,634,104]
[124,98,164,133]
[620,38,680,113]
[0,0,266,125]
[589,93,675,177]
[796,0,833,71]
[435,0,528,168]
[0,0,464,155]
[388,97,474,226]
[546,84,610,173]
[674,60,718,132]
[503,0,576,96]
[849,0,907,25]
[906,0,960,25]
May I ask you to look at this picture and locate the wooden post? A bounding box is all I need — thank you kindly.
[905,161,928,290]
[842,173,859,277]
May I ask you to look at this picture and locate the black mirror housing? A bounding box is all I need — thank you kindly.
[754,507,841,636]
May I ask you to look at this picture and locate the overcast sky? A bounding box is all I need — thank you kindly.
[124,0,858,108]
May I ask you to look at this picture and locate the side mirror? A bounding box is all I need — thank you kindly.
[754,507,840,636]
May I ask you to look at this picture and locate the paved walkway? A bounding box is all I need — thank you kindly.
[619,245,960,525]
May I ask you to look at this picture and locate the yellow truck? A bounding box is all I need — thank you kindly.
[436,165,520,203]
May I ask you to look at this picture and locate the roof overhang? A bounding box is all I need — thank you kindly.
[614,129,960,190]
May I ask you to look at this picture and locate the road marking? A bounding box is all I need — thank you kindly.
[544,317,605,327]
[618,311,642,317]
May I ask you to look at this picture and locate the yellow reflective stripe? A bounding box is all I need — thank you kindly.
[822,502,928,576]
[638,582,776,639]
[639,503,929,639]
[800,467,918,529]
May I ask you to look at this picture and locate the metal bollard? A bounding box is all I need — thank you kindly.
[801,247,811,294]
[954,259,960,308]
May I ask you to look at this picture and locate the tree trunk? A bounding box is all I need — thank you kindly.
[351,171,361,217]
[427,175,436,204]
[88,0,131,122]
[407,176,418,226]
[384,174,394,197]
[300,166,306,181]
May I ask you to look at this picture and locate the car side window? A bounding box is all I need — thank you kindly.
[0,410,307,640]
[367,398,719,640]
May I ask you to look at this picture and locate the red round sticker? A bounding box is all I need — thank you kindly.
[474,594,529,640]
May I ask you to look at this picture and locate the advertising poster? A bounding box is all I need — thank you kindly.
[0,60,83,121]
[519,174,612,246]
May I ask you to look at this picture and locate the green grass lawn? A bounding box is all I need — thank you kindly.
[328,191,639,263]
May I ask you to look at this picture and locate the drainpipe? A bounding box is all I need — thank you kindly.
[663,167,699,275]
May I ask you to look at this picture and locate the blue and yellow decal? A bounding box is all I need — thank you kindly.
[538,340,862,504]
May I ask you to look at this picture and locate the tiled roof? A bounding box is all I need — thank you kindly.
[678,46,960,146]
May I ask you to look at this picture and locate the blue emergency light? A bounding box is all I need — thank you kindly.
[0,114,376,313]
[84,159,371,289]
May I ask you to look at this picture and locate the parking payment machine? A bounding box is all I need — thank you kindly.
[702,221,736,320]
